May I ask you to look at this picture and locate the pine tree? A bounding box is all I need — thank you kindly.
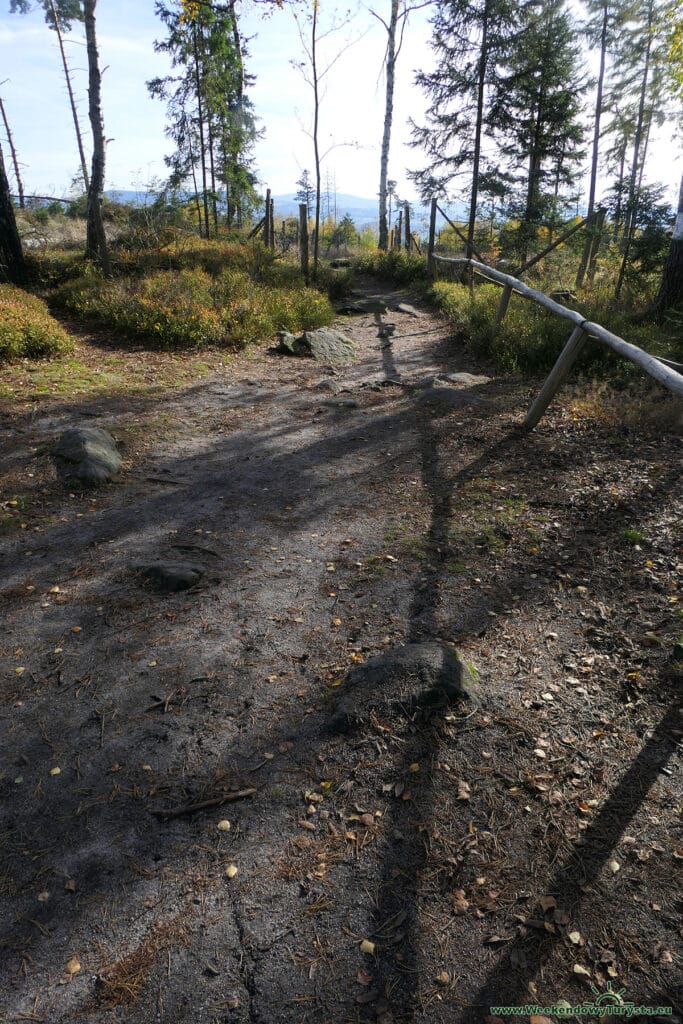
[295,169,315,217]
[491,0,586,260]
[149,1,259,236]
[409,0,516,260]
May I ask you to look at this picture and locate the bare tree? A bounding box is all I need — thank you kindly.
[292,1,359,278]
[371,0,430,251]
[83,0,110,273]
[0,93,25,208]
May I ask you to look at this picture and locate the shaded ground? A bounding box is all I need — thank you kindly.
[1,280,681,1024]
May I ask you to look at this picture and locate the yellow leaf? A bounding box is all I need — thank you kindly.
[217,820,231,831]
[359,939,376,955]
[65,955,81,979]
[50,767,61,776]
[14,666,25,675]
[409,762,420,773]
[71,626,82,633]
[225,864,238,879]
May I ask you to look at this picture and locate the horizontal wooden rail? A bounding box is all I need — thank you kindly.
[431,255,683,427]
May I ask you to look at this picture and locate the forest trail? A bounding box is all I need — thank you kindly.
[1,279,681,1023]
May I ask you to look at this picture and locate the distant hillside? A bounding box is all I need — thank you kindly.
[272,193,469,233]
[101,188,469,235]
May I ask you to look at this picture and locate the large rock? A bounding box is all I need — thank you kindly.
[276,328,355,364]
[139,562,204,592]
[53,426,121,486]
[330,642,477,732]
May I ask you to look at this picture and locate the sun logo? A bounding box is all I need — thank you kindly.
[588,980,627,1006]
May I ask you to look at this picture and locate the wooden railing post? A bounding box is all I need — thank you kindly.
[404,203,411,252]
[494,283,513,330]
[264,188,271,246]
[427,198,438,277]
[269,197,275,249]
[299,204,309,284]
[524,325,588,430]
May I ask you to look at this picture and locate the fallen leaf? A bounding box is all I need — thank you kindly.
[568,931,582,945]
[14,666,25,675]
[457,780,472,801]
[450,890,469,914]
[539,895,557,914]
[356,967,373,986]
[37,890,50,902]
[65,879,77,893]
[217,820,231,831]
[50,766,61,776]
[71,626,82,633]
[435,970,450,985]
[608,859,621,874]
[573,964,591,977]
[359,939,376,955]
[409,762,420,773]
[225,864,238,879]
[65,955,81,980]
[533,748,547,759]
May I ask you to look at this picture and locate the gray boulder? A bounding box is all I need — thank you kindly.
[139,562,204,592]
[276,328,355,364]
[53,426,121,486]
[330,642,477,732]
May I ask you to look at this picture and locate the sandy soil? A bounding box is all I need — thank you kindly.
[1,280,681,1024]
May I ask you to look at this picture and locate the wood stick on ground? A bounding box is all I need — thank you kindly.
[152,788,257,820]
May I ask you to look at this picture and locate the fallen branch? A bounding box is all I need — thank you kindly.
[151,788,257,820]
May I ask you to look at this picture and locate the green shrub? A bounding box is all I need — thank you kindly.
[431,279,681,376]
[53,265,334,351]
[0,285,73,361]
[354,249,429,285]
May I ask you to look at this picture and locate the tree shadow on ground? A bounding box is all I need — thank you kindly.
[0,364,680,1022]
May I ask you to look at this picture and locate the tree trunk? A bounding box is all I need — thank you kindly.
[192,22,210,239]
[621,0,653,252]
[653,174,683,315]
[311,2,321,278]
[378,0,399,251]
[0,144,27,285]
[0,96,24,209]
[466,0,490,261]
[576,1,608,289]
[83,0,111,274]
[49,0,89,191]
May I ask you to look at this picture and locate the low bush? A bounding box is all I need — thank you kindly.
[354,249,429,286]
[431,280,681,376]
[0,285,73,362]
[53,266,334,350]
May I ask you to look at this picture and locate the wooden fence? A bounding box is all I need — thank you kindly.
[428,251,683,430]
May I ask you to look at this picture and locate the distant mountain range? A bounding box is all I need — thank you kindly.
[101,189,469,234]
[270,192,469,231]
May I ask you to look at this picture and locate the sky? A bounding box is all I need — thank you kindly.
[0,0,680,210]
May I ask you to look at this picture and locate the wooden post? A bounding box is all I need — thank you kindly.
[264,188,271,245]
[389,228,394,250]
[269,198,275,248]
[395,210,403,250]
[494,284,513,329]
[404,203,411,252]
[299,203,309,283]
[427,198,438,276]
[524,325,588,430]
[586,207,607,285]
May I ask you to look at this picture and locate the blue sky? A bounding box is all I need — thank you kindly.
[0,1,679,207]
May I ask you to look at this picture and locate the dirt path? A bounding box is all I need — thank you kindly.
[1,281,681,1024]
